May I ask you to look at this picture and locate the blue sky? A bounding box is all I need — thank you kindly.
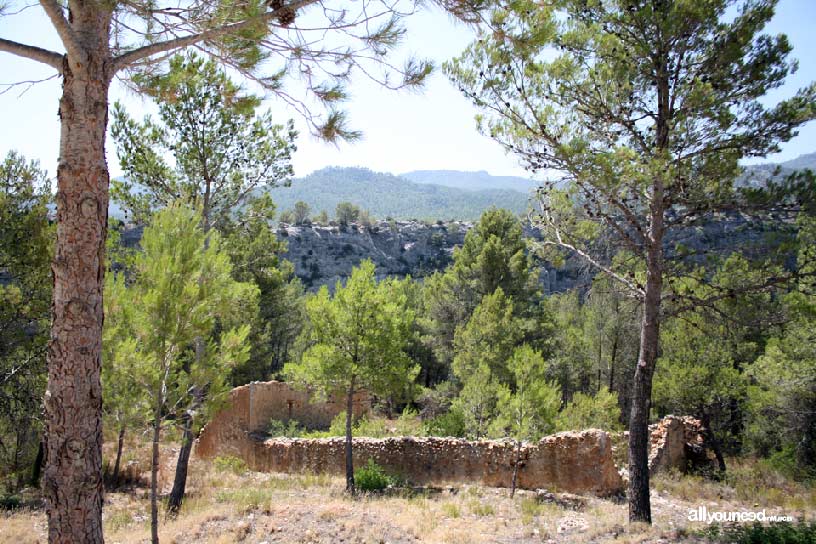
[0,0,814,181]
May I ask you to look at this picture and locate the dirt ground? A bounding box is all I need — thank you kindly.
[1,440,813,544]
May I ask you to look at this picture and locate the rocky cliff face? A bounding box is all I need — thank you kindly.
[115,211,789,294]
[278,220,585,293]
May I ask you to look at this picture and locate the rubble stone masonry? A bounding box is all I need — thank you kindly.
[196,381,707,497]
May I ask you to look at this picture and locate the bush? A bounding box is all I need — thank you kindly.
[213,455,249,475]
[555,388,623,432]
[424,408,466,438]
[355,459,394,492]
[0,494,22,510]
[393,407,425,437]
[267,418,305,438]
[701,521,816,543]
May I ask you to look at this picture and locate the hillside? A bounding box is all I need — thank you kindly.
[264,167,529,221]
[401,169,538,193]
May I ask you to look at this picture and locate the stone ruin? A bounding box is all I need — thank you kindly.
[195,381,713,497]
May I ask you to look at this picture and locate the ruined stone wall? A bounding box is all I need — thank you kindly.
[195,382,705,496]
[609,415,711,477]
[195,381,371,460]
[198,431,624,497]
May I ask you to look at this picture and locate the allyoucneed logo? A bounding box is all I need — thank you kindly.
[688,506,792,524]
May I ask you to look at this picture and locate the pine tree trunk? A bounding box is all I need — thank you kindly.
[345,377,356,495]
[150,413,162,544]
[700,412,727,474]
[30,439,44,487]
[167,412,195,514]
[627,232,663,524]
[510,439,521,498]
[609,334,618,392]
[113,426,125,484]
[628,38,669,525]
[44,25,113,541]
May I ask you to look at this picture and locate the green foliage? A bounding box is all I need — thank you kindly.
[293,201,311,225]
[0,151,52,492]
[286,260,418,402]
[700,521,816,544]
[354,459,395,492]
[745,288,816,473]
[420,208,547,374]
[491,345,560,441]
[423,407,467,438]
[556,389,623,433]
[266,419,305,438]
[335,201,361,226]
[265,167,528,222]
[285,260,418,490]
[213,455,249,475]
[223,194,306,383]
[103,204,258,434]
[452,288,522,386]
[111,52,297,228]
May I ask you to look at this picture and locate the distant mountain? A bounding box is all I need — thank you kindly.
[401,170,538,194]
[265,167,529,221]
[108,153,815,222]
[737,152,816,188]
[779,152,816,171]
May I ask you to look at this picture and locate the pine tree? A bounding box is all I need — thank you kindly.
[104,205,257,542]
[285,260,418,494]
[446,0,816,522]
[490,345,560,496]
[0,152,52,492]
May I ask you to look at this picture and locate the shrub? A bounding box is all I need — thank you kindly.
[267,418,305,438]
[394,407,425,437]
[555,388,623,432]
[213,455,249,475]
[701,521,816,543]
[0,494,22,510]
[424,408,466,438]
[355,459,393,492]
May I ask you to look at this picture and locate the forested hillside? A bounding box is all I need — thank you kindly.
[401,169,538,193]
[264,167,528,220]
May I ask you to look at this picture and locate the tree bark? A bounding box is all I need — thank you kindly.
[150,412,162,544]
[31,439,45,487]
[700,412,727,474]
[167,411,195,514]
[510,439,521,498]
[112,426,125,484]
[627,252,661,524]
[345,377,356,495]
[43,17,113,540]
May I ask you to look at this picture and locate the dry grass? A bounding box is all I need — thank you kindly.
[3,442,814,543]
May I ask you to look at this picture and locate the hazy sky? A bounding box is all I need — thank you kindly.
[1,0,814,181]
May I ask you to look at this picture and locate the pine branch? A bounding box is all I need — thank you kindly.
[0,37,63,71]
[39,0,86,64]
[112,0,318,72]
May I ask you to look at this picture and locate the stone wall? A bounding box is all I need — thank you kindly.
[195,381,371,460]
[195,382,707,496]
[609,415,713,478]
[198,430,625,497]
